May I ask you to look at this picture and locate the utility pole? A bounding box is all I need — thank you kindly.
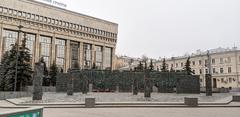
[14,25,23,92]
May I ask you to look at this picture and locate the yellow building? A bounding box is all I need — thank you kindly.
[0,0,118,71]
[155,47,240,89]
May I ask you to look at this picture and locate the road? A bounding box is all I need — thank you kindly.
[44,107,240,117]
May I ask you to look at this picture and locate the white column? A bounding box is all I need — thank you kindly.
[79,42,84,69]
[34,33,40,63]
[0,23,3,62]
[65,40,70,72]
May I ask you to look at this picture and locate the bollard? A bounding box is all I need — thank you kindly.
[232,95,240,102]
[85,98,95,108]
[184,97,198,107]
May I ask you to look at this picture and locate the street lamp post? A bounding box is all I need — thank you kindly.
[14,25,23,92]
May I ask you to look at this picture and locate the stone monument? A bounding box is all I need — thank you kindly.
[32,62,44,100]
[205,74,212,96]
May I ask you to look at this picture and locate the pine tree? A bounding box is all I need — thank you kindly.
[161,58,168,72]
[0,51,10,91]
[49,61,58,86]
[183,57,193,75]
[5,43,19,91]
[149,59,154,71]
[144,61,148,70]
[18,36,33,90]
[137,61,143,71]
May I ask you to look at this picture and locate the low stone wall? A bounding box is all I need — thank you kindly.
[0,92,32,100]
[0,107,43,117]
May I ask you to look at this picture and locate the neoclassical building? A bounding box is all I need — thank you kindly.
[0,0,118,71]
[154,47,240,89]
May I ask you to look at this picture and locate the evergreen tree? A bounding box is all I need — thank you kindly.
[4,35,33,91]
[149,59,154,71]
[144,61,148,70]
[183,57,193,75]
[0,51,10,91]
[138,61,143,71]
[49,61,58,86]
[161,58,168,72]
[18,36,33,90]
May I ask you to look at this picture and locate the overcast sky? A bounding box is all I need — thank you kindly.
[36,0,240,59]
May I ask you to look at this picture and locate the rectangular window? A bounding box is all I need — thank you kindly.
[220,58,223,64]
[192,61,195,66]
[212,59,215,64]
[103,47,112,70]
[40,36,52,67]
[55,39,65,69]
[220,68,224,74]
[213,68,216,74]
[205,69,208,74]
[71,42,79,68]
[95,46,103,69]
[199,69,202,74]
[228,67,232,73]
[25,34,36,56]
[199,60,202,65]
[2,30,18,52]
[229,78,232,83]
[83,43,92,69]
[181,62,183,67]
[176,63,178,67]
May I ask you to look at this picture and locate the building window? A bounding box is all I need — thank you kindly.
[181,62,183,67]
[213,68,216,74]
[220,58,223,64]
[55,39,65,69]
[199,60,202,65]
[205,59,208,66]
[40,36,52,67]
[95,46,103,69]
[70,42,79,68]
[229,78,232,83]
[212,59,215,64]
[205,69,208,74]
[25,34,36,56]
[192,61,195,66]
[228,67,232,73]
[83,43,92,69]
[199,69,202,74]
[2,30,18,52]
[103,47,112,70]
[220,68,224,74]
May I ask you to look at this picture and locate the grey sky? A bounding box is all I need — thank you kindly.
[37,0,240,59]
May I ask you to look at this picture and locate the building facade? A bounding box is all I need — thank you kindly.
[154,47,240,89]
[0,0,118,71]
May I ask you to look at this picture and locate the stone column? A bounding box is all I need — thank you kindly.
[32,62,44,100]
[65,40,71,72]
[111,47,116,70]
[34,33,40,63]
[0,23,3,62]
[102,46,106,69]
[91,44,96,67]
[51,35,56,65]
[79,42,84,69]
